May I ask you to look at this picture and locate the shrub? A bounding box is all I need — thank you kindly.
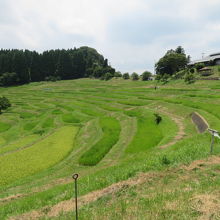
[0,96,11,114]
[131,72,139,81]
[160,73,169,84]
[0,72,19,86]
[45,76,61,82]
[161,155,171,165]
[195,63,205,71]
[154,113,162,124]
[114,71,122,77]
[141,71,152,81]
[123,73,130,79]
[184,73,196,84]
[189,68,195,73]
[104,72,113,81]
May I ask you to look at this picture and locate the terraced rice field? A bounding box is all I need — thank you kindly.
[0,78,220,219]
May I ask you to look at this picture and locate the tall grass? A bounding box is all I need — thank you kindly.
[79,117,121,165]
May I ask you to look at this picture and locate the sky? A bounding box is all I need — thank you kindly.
[1,0,220,74]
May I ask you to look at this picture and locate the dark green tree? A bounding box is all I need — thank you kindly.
[122,73,130,79]
[156,46,188,76]
[131,72,139,80]
[141,71,152,81]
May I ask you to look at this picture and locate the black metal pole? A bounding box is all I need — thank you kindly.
[210,133,214,154]
[72,174,79,220]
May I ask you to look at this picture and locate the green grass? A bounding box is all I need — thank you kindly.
[125,109,163,153]
[0,126,78,186]
[79,117,121,165]
[0,134,39,155]
[0,122,11,132]
[23,121,38,131]
[0,78,220,219]
[42,117,54,128]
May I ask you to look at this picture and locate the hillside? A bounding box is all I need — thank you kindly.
[0,78,220,219]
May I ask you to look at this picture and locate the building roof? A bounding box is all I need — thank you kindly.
[188,52,220,65]
[199,67,212,72]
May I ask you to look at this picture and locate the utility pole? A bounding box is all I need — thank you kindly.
[72,173,79,220]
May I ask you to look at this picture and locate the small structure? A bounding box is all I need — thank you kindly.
[188,52,220,66]
[198,67,213,76]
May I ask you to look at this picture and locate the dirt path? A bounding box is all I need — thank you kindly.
[157,109,185,149]
[10,155,220,220]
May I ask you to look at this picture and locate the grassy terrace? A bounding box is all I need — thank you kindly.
[0,78,220,219]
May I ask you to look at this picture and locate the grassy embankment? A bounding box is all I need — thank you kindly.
[0,78,219,219]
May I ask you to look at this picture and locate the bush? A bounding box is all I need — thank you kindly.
[161,155,171,165]
[131,72,139,81]
[184,73,196,84]
[0,96,11,114]
[104,72,113,81]
[189,68,195,73]
[160,73,169,84]
[122,73,130,79]
[154,113,162,124]
[0,72,19,86]
[141,71,152,81]
[45,76,61,82]
[195,63,205,71]
[114,71,122,77]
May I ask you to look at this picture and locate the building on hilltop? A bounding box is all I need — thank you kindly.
[188,52,220,66]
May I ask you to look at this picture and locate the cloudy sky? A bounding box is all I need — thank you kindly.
[1,0,220,73]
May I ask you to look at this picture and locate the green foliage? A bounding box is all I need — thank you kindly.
[114,71,122,77]
[79,117,121,166]
[195,63,205,71]
[156,46,188,76]
[184,73,196,84]
[45,76,61,82]
[101,72,113,81]
[122,73,130,79]
[131,72,139,81]
[141,71,152,81]
[0,96,11,114]
[160,73,169,84]
[161,155,171,165]
[0,72,19,86]
[189,68,195,73]
[0,47,115,85]
[154,113,162,124]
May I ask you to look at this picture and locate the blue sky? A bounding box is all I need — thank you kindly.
[1,0,220,73]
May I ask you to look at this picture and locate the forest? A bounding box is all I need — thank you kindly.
[0,46,115,86]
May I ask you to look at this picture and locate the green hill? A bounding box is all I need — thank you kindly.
[0,78,219,219]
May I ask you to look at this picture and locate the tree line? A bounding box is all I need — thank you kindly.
[0,46,115,86]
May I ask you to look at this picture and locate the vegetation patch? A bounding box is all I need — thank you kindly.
[62,113,80,123]
[0,126,78,186]
[79,117,121,165]
[23,121,38,131]
[0,134,39,155]
[125,110,163,153]
[42,117,54,128]
[0,122,11,132]
[19,111,36,119]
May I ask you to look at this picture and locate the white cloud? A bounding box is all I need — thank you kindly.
[1,0,220,73]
